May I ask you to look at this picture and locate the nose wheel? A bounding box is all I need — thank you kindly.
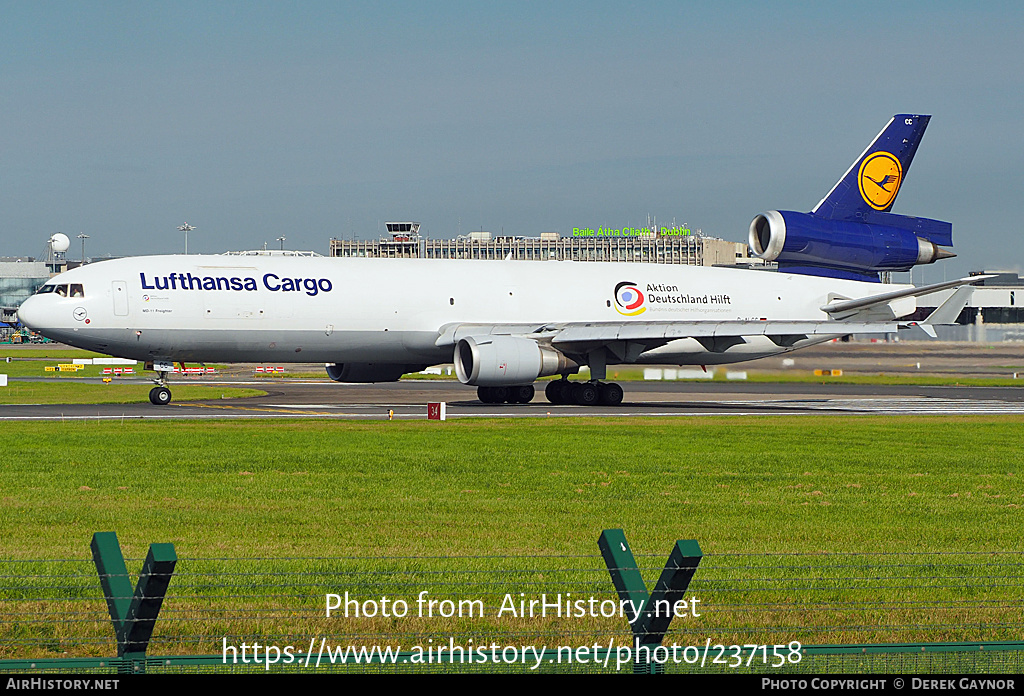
[148,365,173,405]
[149,386,172,405]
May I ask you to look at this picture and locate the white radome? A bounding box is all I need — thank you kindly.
[49,233,71,253]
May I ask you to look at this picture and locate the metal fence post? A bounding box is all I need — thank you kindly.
[598,529,702,674]
[90,532,177,673]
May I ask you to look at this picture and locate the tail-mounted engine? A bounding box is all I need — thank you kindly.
[749,210,954,282]
[748,115,957,282]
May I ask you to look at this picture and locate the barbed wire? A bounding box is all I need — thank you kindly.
[2,551,1022,661]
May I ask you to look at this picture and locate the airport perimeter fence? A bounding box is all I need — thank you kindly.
[0,532,1022,675]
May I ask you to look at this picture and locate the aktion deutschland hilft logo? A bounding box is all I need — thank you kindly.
[857,150,903,211]
[614,281,646,316]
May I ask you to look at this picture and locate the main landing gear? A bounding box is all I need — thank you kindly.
[476,380,623,406]
[544,379,623,406]
[477,385,535,404]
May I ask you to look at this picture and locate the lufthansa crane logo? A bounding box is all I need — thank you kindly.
[614,281,646,316]
[858,151,903,210]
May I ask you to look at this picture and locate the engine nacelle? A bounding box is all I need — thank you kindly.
[325,362,425,383]
[749,210,953,280]
[454,336,578,386]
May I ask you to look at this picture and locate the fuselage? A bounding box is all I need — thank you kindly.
[17,255,914,369]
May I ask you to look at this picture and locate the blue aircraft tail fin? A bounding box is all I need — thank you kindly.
[811,114,930,221]
[749,114,955,282]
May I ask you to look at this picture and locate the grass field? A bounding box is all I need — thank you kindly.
[3,416,1021,558]
[1,416,1021,661]
[0,347,261,403]
[0,382,266,404]
[0,353,227,380]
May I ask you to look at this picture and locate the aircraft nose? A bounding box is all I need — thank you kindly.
[16,296,43,329]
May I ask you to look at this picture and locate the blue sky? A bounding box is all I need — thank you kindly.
[2,1,1022,280]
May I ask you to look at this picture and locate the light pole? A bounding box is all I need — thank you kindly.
[178,223,195,254]
[277,236,286,250]
[77,233,90,263]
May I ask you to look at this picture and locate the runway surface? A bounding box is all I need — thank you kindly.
[3,378,1024,421]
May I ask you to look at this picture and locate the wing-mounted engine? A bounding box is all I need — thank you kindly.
[454,336,578,386]
[749,210,955,282]
[325,362,426,383]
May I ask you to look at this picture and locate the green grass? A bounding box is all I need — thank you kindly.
[2,416,1021,558]
[0,349,107,359]
[1,416,1021,660]
[0,382,266,404]
[0,346,248,401]
[0,358,228,380]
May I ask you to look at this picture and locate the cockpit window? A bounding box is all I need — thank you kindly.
[35,283,82,297]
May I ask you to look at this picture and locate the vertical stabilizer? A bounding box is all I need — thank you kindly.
[812,114,930,220]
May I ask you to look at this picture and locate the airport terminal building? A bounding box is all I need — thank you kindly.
[911,272,1024,342]
[330,222,749,267]
[0,259,53,329]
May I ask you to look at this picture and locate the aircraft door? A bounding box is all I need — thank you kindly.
[112,281,129,316]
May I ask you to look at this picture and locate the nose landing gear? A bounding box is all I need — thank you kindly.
[149,385,172,405]
[147,361,175,405]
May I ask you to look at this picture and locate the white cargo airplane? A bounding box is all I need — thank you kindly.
[18,115,981,406]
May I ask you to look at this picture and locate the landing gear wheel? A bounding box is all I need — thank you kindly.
[545,379,570,404]
[598,382,624,406]
[149,386,172,406]
[477,386,511,404]
[571,382,599,406]
[509,385,535,403]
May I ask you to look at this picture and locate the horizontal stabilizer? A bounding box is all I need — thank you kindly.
[860,211,953,247]
[923,285,975,326]
[908,285,976,337]
[820,276,991,318]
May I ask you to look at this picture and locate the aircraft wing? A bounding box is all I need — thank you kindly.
[435,319,899,358]
[435,279,991,357]
[549,320,893,343]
